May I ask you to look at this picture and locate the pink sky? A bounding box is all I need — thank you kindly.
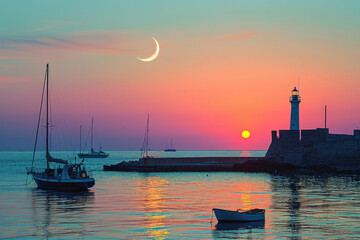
[0,1,359,150]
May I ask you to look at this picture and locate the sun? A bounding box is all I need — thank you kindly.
[242,130,250,139]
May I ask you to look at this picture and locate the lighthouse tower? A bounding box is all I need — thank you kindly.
[289,87,301,130]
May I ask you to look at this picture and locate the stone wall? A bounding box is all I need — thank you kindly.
[265,128,360,170]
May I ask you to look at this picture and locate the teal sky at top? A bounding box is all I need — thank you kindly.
[2,0,360,39]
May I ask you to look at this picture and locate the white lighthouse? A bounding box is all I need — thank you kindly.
[289,87,301,130]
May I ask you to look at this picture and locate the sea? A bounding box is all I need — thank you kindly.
[1,150,360,239]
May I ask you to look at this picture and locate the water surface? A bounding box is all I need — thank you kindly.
[1,151,360,239]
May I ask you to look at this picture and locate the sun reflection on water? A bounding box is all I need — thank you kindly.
[239,192,252,211]
[137,176,170,240]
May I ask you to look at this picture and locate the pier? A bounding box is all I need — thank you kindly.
[103,156,264,172]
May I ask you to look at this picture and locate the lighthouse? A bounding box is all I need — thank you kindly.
[289,87,301,130]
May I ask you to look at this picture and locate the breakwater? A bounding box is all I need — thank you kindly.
[103,156,359,174]
[103,156,264,172]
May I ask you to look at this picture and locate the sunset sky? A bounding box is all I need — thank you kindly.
[1,0,359,150]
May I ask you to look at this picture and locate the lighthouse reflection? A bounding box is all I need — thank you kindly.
[137,176,170,240]
[287,177,301,237]
[269,175,303,240]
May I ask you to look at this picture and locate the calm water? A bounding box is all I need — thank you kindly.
[1,150,360,239]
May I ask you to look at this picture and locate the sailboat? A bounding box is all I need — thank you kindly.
[78,118,109,158]
[164,138,176,152]
[27,64,95,191]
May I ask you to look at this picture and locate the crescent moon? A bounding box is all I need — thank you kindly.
[137,37,160,62]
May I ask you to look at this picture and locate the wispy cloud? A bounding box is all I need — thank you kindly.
[0,51,41,61]
[0,76,31,83]
[0,64,10,68]
[0,30,141,62]
[29,20,79,32]
[200,31,258,43]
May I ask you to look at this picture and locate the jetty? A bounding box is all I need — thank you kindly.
[103,156,264,172]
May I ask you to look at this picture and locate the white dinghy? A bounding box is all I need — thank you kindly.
[212,208,265,222]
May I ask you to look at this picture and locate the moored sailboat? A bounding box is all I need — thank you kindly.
[27,64,95,191]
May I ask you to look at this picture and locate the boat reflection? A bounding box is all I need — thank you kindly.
[212,220,265,239]
[214,220,265,230]
[30,189,95,239]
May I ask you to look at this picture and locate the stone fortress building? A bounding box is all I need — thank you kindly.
[265,87,360,170]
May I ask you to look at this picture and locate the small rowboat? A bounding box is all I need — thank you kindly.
[212,208,265,222]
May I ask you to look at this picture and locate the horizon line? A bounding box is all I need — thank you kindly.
[0,149,267,152]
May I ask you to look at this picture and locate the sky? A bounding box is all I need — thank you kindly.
[1,0,360,150]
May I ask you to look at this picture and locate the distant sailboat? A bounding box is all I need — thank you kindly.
[27,64,95,191]
[164,138,176,152]
[78,118,109,158]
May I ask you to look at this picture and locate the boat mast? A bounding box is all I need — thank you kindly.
[46,63,50,170]
[30,64,47,173]
[91,117,94,151]
[145,114,149,157]
[141,114,150,158]
[171,138,173,149]
[325,105,327,129]
[80,125,82,153]
[146,114,149,156]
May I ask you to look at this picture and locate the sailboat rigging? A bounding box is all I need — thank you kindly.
[164,138,176,152]
[78,118,109,158]
[141,114,152,159]
[27,64,95,191]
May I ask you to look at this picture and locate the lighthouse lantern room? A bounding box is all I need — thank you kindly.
[289,87,301,130]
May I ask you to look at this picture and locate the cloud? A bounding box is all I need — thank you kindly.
[0,76,31,83]
[0,64,10,68]
[0,30,142,62]
[29,20,79,32]
[0,52,41,61]
[200,31,258,43]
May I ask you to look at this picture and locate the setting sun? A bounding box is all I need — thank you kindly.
[242,130,250,139]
